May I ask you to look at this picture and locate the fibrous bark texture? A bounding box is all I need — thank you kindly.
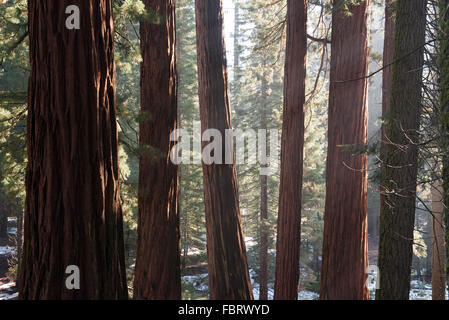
[274,0,307,300]
[133,0,181,300]
[431,178,446,300]
[438,0,449,295]
[320,0,370,300]
[259,66,268,301]
[377,0,426,300]
[195,0,253,300]
[20,0,127,299]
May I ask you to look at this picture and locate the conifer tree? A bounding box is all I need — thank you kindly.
[20,0,128,299]
[133,0,181,299]
[320,0,370,300]
[195,0,253,300]
[377,0,426,300]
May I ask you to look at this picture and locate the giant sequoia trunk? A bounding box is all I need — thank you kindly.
[195,0,253,300]
[320,0,370,300]
[274,0,307,300]
[20,0,128,299]
[133,0,181,300]
[438,0,449,294]
[376,0,426,300]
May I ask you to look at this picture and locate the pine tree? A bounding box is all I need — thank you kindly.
[431,175,446,299]
[232,0,286,300]
[377,0,427,300]
[438,0,449,295]
[176,0,207,273]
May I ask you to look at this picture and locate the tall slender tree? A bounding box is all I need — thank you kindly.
[320,0,370,300]
[431,177,446,300]
[133,0,181,299]
[274,0,307,300]
[438,0,449,294]
[195,0,253,300]
[20,0,128,299]
[377,0,426,300]
[259,66,269,300]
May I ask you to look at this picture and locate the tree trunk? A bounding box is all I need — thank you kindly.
[431,178,446,300]
[259,173,268,300]
[133,0,181,300]
[320,0,370,300]
[0,215,6,239]
[438,0,449,296]
[376,0,426,300]
[438,0,449,295]
[259,67,268,301]
[274,0,307,300]
[16,208,23,285]
[20,0,128,299]
[195,0,253,300]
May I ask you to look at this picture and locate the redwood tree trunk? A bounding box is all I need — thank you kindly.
[20,0,127,299]
[133,0,181,300]
[376,0,426,300]
[274,0,307,300]
[195,0,253,300]
[320,0,370,300]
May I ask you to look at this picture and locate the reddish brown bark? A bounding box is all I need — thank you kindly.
[259,69,268,300]
[274,0,307,300]
[20,0,127,299]
[195,0,253,300]
[320,0,370,300]
[133,0,181,300]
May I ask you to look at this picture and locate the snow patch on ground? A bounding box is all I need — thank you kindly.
[183,270,318,300]
[0,282,15,291]
[245,237,257,248]
[409,280,448,300]
[0,292,18,300]
[182,273,209,292]
[298,291,319,300]
[0,282,17,300]
[0,246,16,256]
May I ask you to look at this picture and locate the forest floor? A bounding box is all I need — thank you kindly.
[0,235,18,300]
[0,229,444,300]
